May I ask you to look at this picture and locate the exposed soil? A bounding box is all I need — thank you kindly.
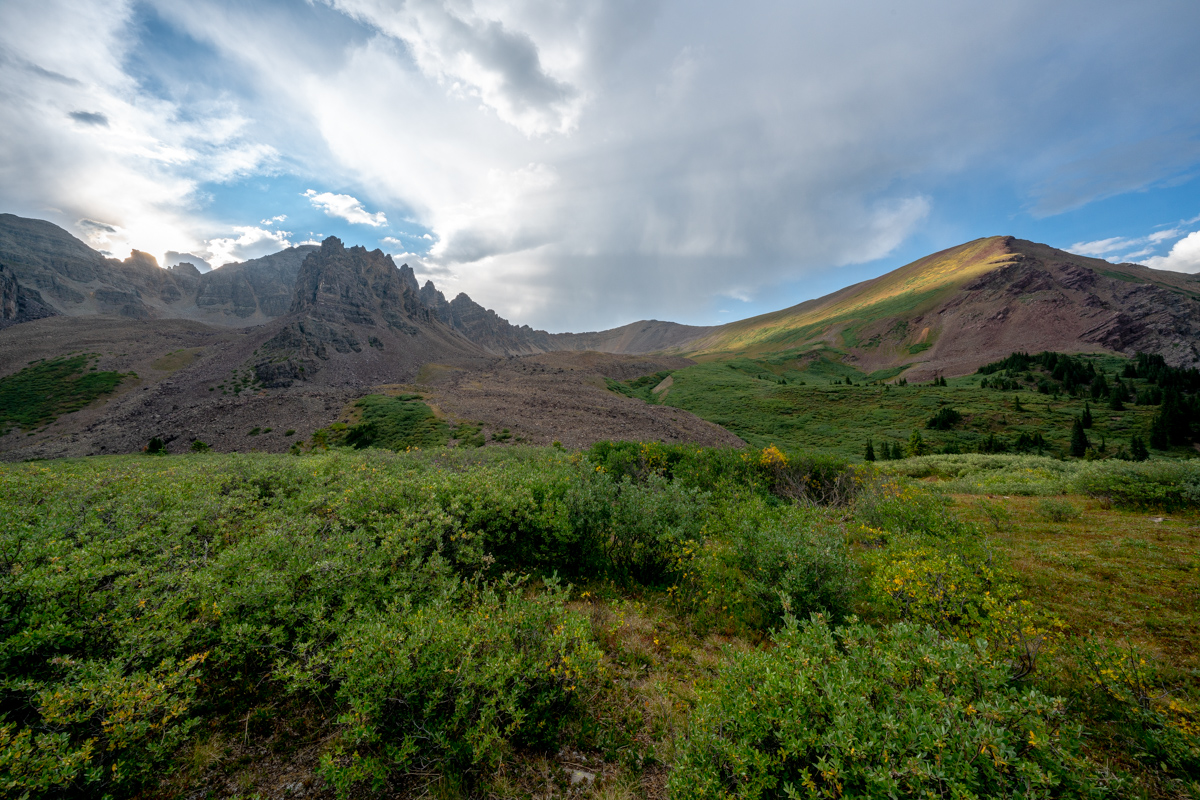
[412,351,745,450]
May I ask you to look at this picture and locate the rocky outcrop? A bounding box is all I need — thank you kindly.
[0,262,58,329]
[254,237,484,387]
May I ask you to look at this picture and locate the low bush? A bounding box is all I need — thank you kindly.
[1072,460,1200,510]
[318,577,602,793]
[1063,639,1200,794]
[672,494,857,631]
[1036,497,1081,522]
[853,471,973,539]
[886,453,1080,495]
[670,616,1104,799]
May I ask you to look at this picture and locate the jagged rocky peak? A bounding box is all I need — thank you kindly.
[290,236,423,321]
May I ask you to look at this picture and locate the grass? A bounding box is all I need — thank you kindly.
[0,353,131,435]
[614,350,1195,462]
[951,493,1200,678]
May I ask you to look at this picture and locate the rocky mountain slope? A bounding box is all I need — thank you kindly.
[675,236,1200,376]
[4,213,1199,458]
[0,213,316,325]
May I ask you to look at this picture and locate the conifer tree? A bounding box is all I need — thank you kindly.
[1081,401,1093,429]
[864,440,876,462]
[1131,434,1149,462]
[1070,418,1089,457]
[907,430,928,457]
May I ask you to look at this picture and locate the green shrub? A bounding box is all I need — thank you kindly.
[669,616,1103,799]
[926,406,962,430]
[887,453,1080,496]
[345,394,449,450]
[853,471,971,539]
[1065,639,1200,791]
[1072,460,1200,510]
[1036,497,1081,522]
[189,440,210,453]
[679,495,856,629]
[0,354,129,435]
[320,577,601,793]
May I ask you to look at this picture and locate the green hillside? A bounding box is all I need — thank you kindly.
[616,349,1198,462]
[680,236,1016,358]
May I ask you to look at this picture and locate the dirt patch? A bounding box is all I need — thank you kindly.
[414,352,744,450]
[151,347,204,372]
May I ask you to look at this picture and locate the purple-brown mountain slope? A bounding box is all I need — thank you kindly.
[674,236,1200,376]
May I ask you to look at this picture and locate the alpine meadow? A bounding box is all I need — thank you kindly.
[3,1,1200,799]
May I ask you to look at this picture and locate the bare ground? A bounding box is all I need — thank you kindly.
[0,318,741,459]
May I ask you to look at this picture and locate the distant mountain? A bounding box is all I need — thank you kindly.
[0,213,316,324]
[673,236,1200,374]
[253,236,484,388]
[3,213,1199,385]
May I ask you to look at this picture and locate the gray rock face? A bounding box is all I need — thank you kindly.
[0,214,316,327]
[255,237,481,387]
[0,262,59,329]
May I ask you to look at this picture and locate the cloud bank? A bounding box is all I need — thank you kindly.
[1,0,1199,329]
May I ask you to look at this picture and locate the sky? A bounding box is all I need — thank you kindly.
[1,1,1199,333]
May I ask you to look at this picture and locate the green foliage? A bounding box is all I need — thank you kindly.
[343,393,450,450]
[452,421,486,448]
[1036,498,1081,523]
[673,494,857,631]
[854,472,972,539]
[608,370,673,402]
[1070,417,1089,457]
[320,577,602,792]
[1072,459,1200,510]
[1064,639,1200,792]
[926,406,962,430]
[189,440,210,453]
[0,354,129,435]
[670,616,1102,799]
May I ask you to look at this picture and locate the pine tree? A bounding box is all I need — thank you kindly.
[1081,401,1093,429]
[864,440,876,461]
[1131,435,1149,461]
[1149,411,1170,450]
[1108,387,1124,411]
[907,430,928,457]
[1070,418,1089,457]
[1013,394,1023,412]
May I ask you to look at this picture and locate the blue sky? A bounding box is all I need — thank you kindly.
[1,0,1199,332]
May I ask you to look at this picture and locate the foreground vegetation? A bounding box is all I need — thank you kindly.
[2,445,1197,799]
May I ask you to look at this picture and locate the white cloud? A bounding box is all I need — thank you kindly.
[0,0,276,263]
[324,0,590,136]
[260,214,287,225]
[1071,216,1200,266]
[1070,236,1131,257]
[1144,230,1200,274]
[303,189,388,226]
[206,226,294,267]
[3,1,1200,330]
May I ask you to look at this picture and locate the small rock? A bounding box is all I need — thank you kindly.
[569,769,595,785]
[1150,517,1166,523]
